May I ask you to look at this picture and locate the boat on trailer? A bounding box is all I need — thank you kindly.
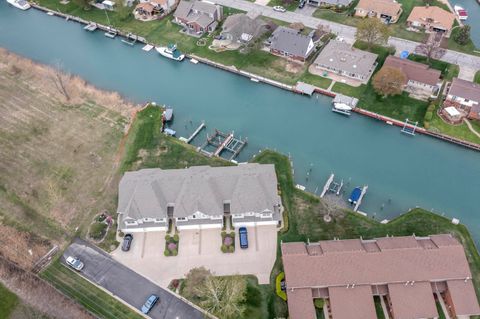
[348,187,362,205]
[454,5,468,20]
[156,44,185,62]
[6,0,31,10]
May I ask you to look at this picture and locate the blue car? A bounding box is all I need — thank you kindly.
[141,294,159,314]
[239,227,248,249]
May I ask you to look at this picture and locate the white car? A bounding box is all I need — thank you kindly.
[273,5,286,12]
[66,256,84,271]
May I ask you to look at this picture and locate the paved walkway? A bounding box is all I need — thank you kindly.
[214,0,480,73]
[464,118,480,138]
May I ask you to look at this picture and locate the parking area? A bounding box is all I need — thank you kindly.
[112,225,278,287]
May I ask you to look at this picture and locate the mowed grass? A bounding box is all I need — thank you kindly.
[251,150,480,319]
[428,107,480,144]
[0,283,19,319]
[40,259,144,319]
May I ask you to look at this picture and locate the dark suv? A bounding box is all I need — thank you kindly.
[239,227,248,249]
[122,234,133,251]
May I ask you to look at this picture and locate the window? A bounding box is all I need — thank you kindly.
[125,220,137,226]
[177,217,187,221]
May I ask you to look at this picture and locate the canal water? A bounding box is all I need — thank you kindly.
[1,4,480,240]
[449,0,480,48]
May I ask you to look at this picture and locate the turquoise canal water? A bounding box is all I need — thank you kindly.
[449,0,480,48]
[1,3,480,240]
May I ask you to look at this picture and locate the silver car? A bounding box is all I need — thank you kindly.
[66,256,84,271]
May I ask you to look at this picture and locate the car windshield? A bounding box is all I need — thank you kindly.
[73,259,81,267]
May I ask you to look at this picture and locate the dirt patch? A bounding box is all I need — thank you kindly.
[0,256,93,319]
[285,62,304,74]
[0,49,139,240]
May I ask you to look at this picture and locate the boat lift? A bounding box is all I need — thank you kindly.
[198,129,247,160]
[401,118,418,136]
[83,22,97,32]
[353,185,368,212]
[320,174,344,198]
[121,33,138,45]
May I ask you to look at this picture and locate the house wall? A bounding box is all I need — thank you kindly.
[354,8,370,18]
[407,80,437,94]
[121,226,168,233]
[270,48,307,62]
[446,94,479,108]
[232,220,278,227]
[177,223,222,230]
[314,63,373,81]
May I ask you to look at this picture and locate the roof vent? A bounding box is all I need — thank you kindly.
[353,64,357,68]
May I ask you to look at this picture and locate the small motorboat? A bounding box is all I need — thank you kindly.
[454,5,468,20]
[332,102,353,115]
[156,44,185,62]
[348,187,362,205]
[6,0,31,10]
[164,128,176,136]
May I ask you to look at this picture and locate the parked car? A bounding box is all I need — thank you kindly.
[141,294,159,314]
[298,0,306,8]
[273,5,286,12]
[239,227,248,249]
[122,234,133,251]
[66,256,84,271]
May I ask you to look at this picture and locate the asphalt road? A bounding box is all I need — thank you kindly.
[62,239,207,319]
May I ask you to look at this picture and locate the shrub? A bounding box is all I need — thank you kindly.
[314,299,325,309]
[275,272,287,301]
[223,236,233,246]
[118,231,125,238]
[228,245,234,253]
[164,249,171,256]
[168,242,177,251]
[165,234,171,241]
[221,244,228,253]
[221,231,226,239]
[173,234,179,242]
[90,222,107,240]
[424,121,430,129]
[171,249,178,256]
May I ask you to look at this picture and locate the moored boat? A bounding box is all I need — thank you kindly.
[163,108,173,122]
[155,44,185,62]
[6,0,31,10]
[348,187,362,205]
[332,102,353,115]
[454,5,468,20]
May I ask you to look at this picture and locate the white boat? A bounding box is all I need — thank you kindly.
[156,44,185,62]
[333,103,352,111]
[190,58,199,64]
[6,0,31,10]
[454,5,468,20]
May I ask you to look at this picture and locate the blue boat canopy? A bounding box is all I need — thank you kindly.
[349,187,362,202]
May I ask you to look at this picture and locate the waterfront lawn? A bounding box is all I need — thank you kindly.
[407,54,459,81]
[251,150,480,319]
[428,106,480,145]
[266,0,299,11]
[0,282,19,318]
[41,258,144,319]
[121,105,229,172]
[447,21,480,56]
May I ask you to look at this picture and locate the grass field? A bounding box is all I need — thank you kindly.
[0,283,19,319]
[40,259,144,319]
[475,71,480,84]
[251,150,480,319]
[428,107,480,144]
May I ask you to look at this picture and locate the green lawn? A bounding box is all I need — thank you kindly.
[0,283,19,319]
[374,296,386,319]
[40,258,144,319]
[251,150,480,319]
[475,71,480,84]
[436,301,447,319]
[428,106,480,144]
[447,22,480,56]
[408,54,459,81]
[266,0,299,11]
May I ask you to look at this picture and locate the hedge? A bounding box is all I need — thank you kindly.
[275,272,287,301]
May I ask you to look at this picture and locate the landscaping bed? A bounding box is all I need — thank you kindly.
[221,231,236,253]
[164,233,179,256]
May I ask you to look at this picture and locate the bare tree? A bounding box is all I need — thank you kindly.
[182,267,212,300]
[355,18,390,50]
[415,32,445,61]
[372,66,407,97]
[48,61,71,101]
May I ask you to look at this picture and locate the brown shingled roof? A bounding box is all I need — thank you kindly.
[286,288,316,319]
[329,285,377,319]
[356,0,402,17]
[407,6,455,31]
[383,55,441,86]
[388,282,438,319]
[447,279,480,316]
[448,77,480,102]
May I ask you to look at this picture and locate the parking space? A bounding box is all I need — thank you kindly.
[112,225,278,287]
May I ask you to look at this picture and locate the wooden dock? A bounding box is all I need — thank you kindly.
[185,122,206,144]
[353,185,368,212]
[320,173,334,198]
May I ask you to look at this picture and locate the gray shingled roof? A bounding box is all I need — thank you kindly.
[314,40,378,78]
[221,13,268,42]
[118,164,281,221]
[270,26,314,58]
[449,77,480,102]
[174,0,217,21]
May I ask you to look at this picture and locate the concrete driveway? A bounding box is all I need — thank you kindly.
[112,225,278,287]
[62,239,206,319]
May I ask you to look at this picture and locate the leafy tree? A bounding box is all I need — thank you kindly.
[454,25,471,46]
[74,0,90,10]
[196,276,247,319]
[355,18,390,49]
[182,267,212,300]
[372,66,406,97]
[117,0,132,21]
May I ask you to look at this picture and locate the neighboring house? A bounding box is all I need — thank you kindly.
[313,40,378,83]
[354,0,403,23]
[282,235,480,319]
[220,13,268,44]
[268,26,315,62]
[445,77,480,120]
[382,55,442,98]
[134,0,174,20]
[174,0,223,35]
[117,164,282,232]
[407,6,455,37]
[306,0,353,8]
